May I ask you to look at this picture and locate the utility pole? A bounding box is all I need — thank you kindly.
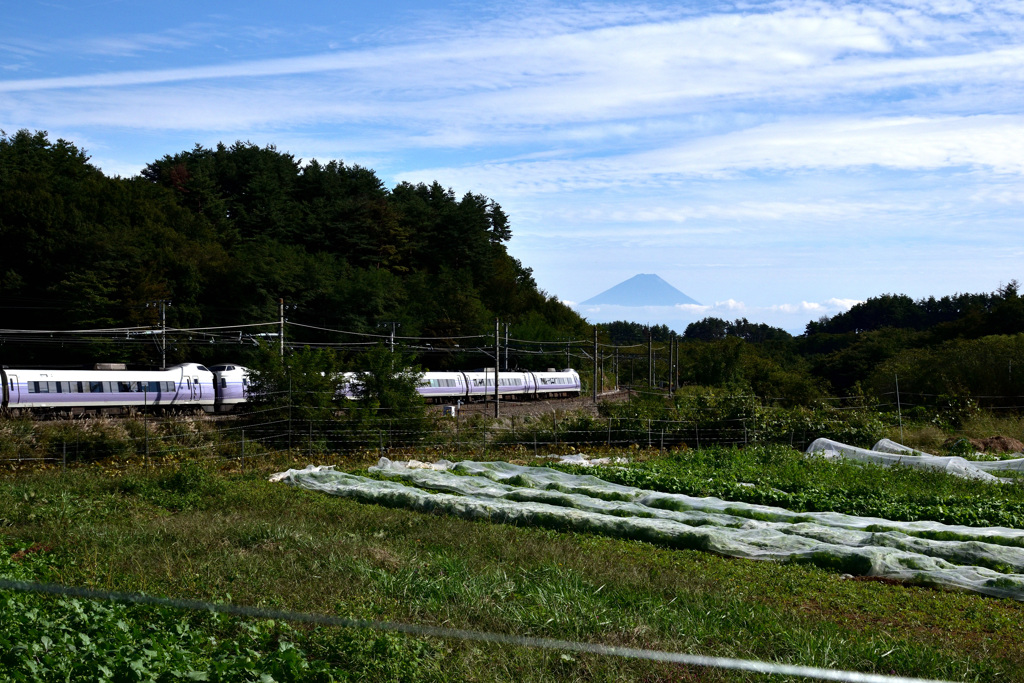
[675,336,680,390]
[648,327,654,387]
[380,322,401,352]
[503,322,510,371]
[146,299,171,369]
[669,332,676,392]
[593,326,598,405]
[494,318,500,419]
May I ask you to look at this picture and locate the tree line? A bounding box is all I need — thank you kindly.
[599,282,1024,410]
[0,130,589,369]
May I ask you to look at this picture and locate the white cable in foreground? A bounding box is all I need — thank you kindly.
[0,578,950,683]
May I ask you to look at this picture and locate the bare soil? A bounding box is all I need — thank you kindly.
[943,435,1024,453]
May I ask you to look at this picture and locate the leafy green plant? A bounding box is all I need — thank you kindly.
[565,444,1024,529]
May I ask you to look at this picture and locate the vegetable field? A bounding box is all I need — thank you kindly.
[2,446,1023,681]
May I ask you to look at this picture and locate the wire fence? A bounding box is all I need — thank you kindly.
[5,385,1023,471]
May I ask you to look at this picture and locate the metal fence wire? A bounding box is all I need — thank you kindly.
[4,387,1010,469]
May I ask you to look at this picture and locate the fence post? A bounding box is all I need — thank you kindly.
[241,429,246,474]
[309,421,313,459]
[62,441,66,473]
[647,419,652,449]
[607,417,611,447]
[660,428,664,454]
[144,389,149,468]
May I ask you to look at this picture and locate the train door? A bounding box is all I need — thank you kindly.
[193,375,202,400]
[9,374,19,405]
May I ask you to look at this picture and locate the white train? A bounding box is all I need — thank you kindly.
[1,363,579,415]
[0,363,247,416]
[408,368,581,402]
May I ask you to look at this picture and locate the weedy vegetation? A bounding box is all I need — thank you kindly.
[2,440,1024,682]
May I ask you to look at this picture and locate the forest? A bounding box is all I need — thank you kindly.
[0,130,589,371]
[2,129,1023,410]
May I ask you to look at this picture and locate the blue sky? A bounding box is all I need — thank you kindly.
[3,0,1023,333]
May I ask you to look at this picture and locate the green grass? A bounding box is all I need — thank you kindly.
[0,448,1019,679]
[2,452,1024,681]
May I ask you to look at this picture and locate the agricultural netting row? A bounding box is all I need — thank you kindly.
[273,459,1024,601]
[807,438,1024,483]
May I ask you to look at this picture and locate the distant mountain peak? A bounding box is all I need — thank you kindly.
[581,274,700,307]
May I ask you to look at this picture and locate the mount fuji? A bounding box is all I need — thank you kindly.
[581,274,700,307]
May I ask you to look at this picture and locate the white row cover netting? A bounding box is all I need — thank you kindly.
[806,438,1024,483]
[272,459,1024,600]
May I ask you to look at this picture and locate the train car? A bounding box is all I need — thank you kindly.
[341,368,579,402]
[532,369,582,398]
[207,363,250,413]
[1,363,216,415]
[418,371,469,401]
[416,368,578,402]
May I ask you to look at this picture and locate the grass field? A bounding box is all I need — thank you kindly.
[2,447,1023,681]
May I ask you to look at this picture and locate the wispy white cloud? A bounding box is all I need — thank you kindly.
[3,0,1021,332]
[400,114,1024,198]
[2,2,1021,127]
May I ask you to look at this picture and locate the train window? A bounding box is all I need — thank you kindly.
[197,366,209,372]
[209,365,224,372]
[221,378,227,388]
[89,381,104,393]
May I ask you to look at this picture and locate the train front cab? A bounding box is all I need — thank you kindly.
[0,368,12,412]
[208,364,249,413]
